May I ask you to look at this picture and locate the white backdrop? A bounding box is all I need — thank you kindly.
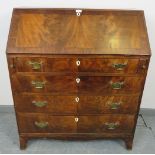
[0,0,155,108]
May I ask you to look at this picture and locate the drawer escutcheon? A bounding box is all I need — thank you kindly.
[76,78,80,83]
[76,60,80,66]
[75,117,79,122]
[75,97,79,102]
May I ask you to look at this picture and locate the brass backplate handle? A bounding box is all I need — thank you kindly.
[107,101,122,110]
[31,81,46,89]
[34,121,48,128]
[32,101,48,107]
[28,61,42,70]
[112,63,127,70]
[110,81,124,89]
[105,122,120,130]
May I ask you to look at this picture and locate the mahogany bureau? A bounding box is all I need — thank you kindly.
[6,8,151,150]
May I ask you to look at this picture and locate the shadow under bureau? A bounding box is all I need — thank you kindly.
[6,8,151,150]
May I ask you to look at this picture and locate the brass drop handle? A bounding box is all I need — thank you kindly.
[75,117,79,122]
[105,122,120,130]
[34,121,48,128]
[110,81,124,90]
[32,101,48,107]
[76,60,80,66]
[28,61,42,70]
[76,78,80,83]
[75,97,79,103]
[107,102,122,110]
[112,63,127,70]
[31,81,46,89]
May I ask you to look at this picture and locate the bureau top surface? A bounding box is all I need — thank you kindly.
[6,8,151,55]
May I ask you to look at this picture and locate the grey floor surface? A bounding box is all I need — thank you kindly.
[0,111,155,154]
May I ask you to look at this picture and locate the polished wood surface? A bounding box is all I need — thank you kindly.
[14,94,77,114]
[78,115,135,133]
[12,74,144,94]
[78,95,139,114]
[15,57,77,72]
[14,94,139,114]
[7,8,151,55]
[78,58,140,73]
[6,8,151,150]
[79,76,144,94]
[17,113,77,133]
[12,74,77,93]
[17,113,135,133]
[14,56,143,74]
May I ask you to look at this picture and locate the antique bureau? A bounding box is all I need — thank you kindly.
[6,8,151,150]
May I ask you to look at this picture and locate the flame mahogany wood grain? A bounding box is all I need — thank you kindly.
[17,113,77,133]
[11,74,78,93]
[7,9,151,55]
[79,76,144,94]
[15,57,77,72]
[14,94,139,114]
[14,56,142,74]
[17,113,135,133]
[77,115,135,133]
[14,94,77,114]
[11,74,144,94]
[6,9,151,150]
[77,95,139,114]
[78,58,140,74]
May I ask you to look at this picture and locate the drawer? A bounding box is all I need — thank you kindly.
[12,75,77,93]
[78,115,135,133]
[78,76,144,94]
[17,113,134,133]
[78,58,140,74]
[12,57,147,74]
[78,95,139,114]
[14,94,139,114]
[17,113,77,133]
[14,94,77,114]
[15,57,76,72]
[12,75,144,94]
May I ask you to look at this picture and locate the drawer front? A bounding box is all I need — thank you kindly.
[14,94,77,114]
[15,57,76,72]
[17,113,77,133]
[14,94,139,114]
[12,75,144,94]
[78,95,139,114]
[78,58,139,74]
[78,76,144,94]
[12,75,77,93]
[78,115,135,133]
[12,57,147,74]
